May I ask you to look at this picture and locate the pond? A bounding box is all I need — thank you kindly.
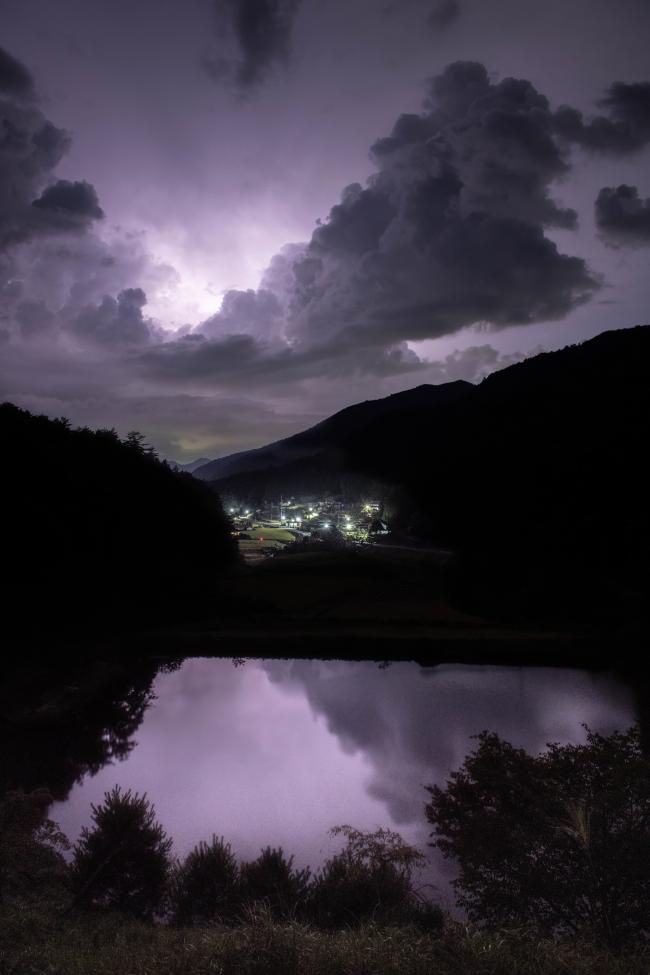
[48,658,635,897]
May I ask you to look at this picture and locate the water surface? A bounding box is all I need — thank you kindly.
[51,659,635,892]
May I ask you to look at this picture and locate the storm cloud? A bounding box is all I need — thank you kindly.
[2,12,650,460]
[33,179,104,225]
[0,44,35,98]
[258,61,598,357]
[205,0,302,89]
[595,184,650,244]
[0,46,179,358]
[0,46,72,249]
[554,81,650,154]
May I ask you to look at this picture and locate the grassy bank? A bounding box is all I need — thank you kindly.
[1,907,648,975]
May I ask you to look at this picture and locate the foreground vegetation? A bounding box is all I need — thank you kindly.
[3,725,650,973]
[3,908,649,975]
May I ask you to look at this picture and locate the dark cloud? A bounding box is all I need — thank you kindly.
[201,287,283,339]
[0,46,178,364]
[14,299,56,340]
[3,36,648,458]
[138,327,424,388]
[32,179,104,224]
[206,0,301,89]
[595,184,650,243]
[278,62,595,354]
[0,92,71,249]
[69,287,155,347]
[427,0,460,30]
[142,60,606,389]
[0,45,34,98]
[0,48,104,262]
[554,81,650,154]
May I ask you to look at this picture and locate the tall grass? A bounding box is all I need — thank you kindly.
[1,903,648,975]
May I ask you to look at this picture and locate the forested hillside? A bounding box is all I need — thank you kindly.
[205,326,649,624]
[348,326,650,622]
[1,404,237,631]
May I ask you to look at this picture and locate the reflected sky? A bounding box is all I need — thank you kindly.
[52,659,635,892]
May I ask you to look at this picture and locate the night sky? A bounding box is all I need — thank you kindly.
[1,0,649,460]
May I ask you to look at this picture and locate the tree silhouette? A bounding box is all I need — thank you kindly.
[0,789,69,908]
[171,835,239,926]
[124,430,155,457]
[426,725,650,946]
[72,787,172,920]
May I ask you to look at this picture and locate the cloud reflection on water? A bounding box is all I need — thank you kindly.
[52,659,635,889]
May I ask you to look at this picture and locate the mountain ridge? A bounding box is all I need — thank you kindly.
[192,380,472,482]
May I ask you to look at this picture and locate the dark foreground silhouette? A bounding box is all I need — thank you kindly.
[2,725,650,974]
[1,403,238,632]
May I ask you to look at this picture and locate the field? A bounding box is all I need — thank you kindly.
[237,525,298,564]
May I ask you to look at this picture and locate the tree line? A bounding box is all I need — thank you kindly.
[1,789,441,931]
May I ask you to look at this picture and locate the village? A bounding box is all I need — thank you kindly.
[224,497,390,563]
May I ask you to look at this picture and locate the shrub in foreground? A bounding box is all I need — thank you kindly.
[426,724,650,946]
[309,825,440,929]
[239,845,311,919]
[71,787,172,920]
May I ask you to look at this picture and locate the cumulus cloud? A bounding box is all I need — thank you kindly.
[69,287,156,347]
[32,179,104,225]
[276,61,596,356]
[0,52,72,249]
[204,0,302,90]
[595,184,650,243]
[554,81,650,154]
[3,42,649,458]
[0,44,35,98]
[0,46,178,355]
[201,287,284,340]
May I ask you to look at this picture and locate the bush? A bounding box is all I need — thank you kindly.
[239,846,311,920]
[71,787,172,920]
[308,826,438,929]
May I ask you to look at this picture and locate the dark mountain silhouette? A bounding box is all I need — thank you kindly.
[203,326,649,625]
[1,404,238,632]
[192,381,472,484]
